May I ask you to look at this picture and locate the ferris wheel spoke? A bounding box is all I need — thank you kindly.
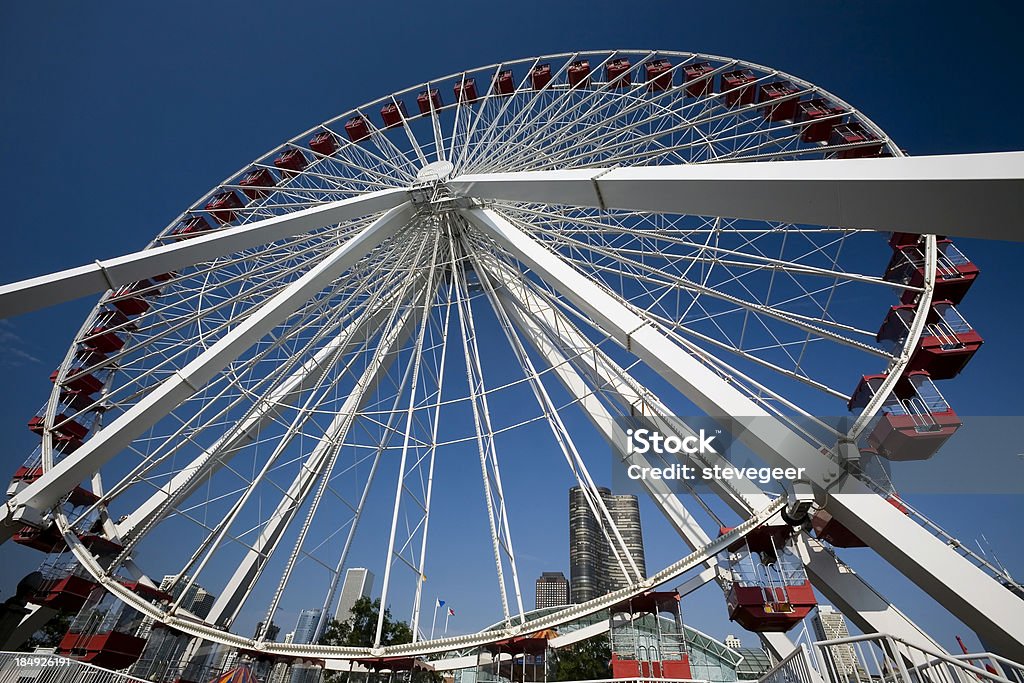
[469,246,644,586]
[452,152,1024,239]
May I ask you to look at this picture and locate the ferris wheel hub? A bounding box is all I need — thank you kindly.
[415,160,454,184]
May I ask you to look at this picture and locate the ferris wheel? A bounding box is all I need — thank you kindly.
[2,49,1024,669]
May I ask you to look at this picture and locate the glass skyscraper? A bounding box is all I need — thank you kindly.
[569,486,646,602]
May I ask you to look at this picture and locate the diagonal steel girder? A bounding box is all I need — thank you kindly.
[460,206,1024,661]
[0,188,409,318]
[484,252,944,655]
[0,202,415,543]
[449,152,1024,241]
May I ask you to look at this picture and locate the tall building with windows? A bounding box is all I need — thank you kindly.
[535,571,570,609]
[813,605,858,678]
[334,567,375,622]
[293,608,323,645]
[569,486,646,602]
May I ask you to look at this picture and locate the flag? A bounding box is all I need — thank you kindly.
[436,598,445,608]
[447,608,455,617]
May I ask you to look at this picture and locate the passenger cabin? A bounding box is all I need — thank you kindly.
[455,78,479,103]
[204,190,243,225]
[568,60,591,88]
[309,131,338,156]
[797,99,846,142]
[683,62,715,97]
[344,116,371,142]
[416,89,442,115]
[33,560,99,613]
[720,69,757,106]
[51,367,104,396]
[758,81,799,121]
[609,591,691,679]
[110,281,153,316]
[646,59,673,91]
[273,149,308,177]
[173,216,211,240]
[530,64,552,90]
[493,69,515,96]
[849,371,960,461]
[57,582,170,670]
[718,525,816,632]
[238,168,275,200]
[604,58,632,88]
[876,301,982,379]
[830,122,883,158]
[883,240,979,305]
[380,102,408,129]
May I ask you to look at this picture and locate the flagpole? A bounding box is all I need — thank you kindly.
[444,609,450,635]
[431,599,439,640]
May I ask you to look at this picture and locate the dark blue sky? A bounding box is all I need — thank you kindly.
[2,0,1023,652]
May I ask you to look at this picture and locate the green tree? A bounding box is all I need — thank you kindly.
[548,634,611,682]
[319,598,437,683]
[318,597,412,648]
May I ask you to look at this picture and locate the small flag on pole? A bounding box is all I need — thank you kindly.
[448,608,455,616]
[436,598,445,608]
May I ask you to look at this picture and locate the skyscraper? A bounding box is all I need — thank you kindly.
[535,572,570,610]
[569,486,646,602]
[813,605,858,678]
[293,608,323,645]
[334,568,375,623]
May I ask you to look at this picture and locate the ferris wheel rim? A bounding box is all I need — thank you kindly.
[24,48,945,664]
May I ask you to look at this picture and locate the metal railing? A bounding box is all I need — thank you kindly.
[0,650,148,683]
[762,633,1024,683]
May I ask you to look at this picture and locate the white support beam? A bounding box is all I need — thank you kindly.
[461,206,1024,661]
[0,202,415,542]
[485,253,936,657]
[450,153,1024,241]
[0,188,409,318]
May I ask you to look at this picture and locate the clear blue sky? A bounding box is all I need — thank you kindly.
[2,0,1024,653]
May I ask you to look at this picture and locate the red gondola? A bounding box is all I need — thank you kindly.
[683,62,715,97]
[455,78,479,103]
[52,368,104,396]
[645,59,673,92]
[344,116,371,142]
[110,281,153,316]
[720,69,757,106]
[830,122,883,158]
[380,102,408,129]
[273,148,308,177]
[606,58,632,88]
[758,81,799,121]
[416,89,442,115]
[797,99,846,142]
[204,190,243,225]
[883,240,979,305]
[238,168,276,200]
[493,69,515,96]
[309,131,338,156]
[609,592,691,679]
[58,582,170,670]
[34,571,99,612]
[568,60,591,88]
[83,326,124,354]
[719,525,817,632]
[530,64,552,90]
[849,371,960,461]
[876,301,982,379]
[173,216,212,240]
